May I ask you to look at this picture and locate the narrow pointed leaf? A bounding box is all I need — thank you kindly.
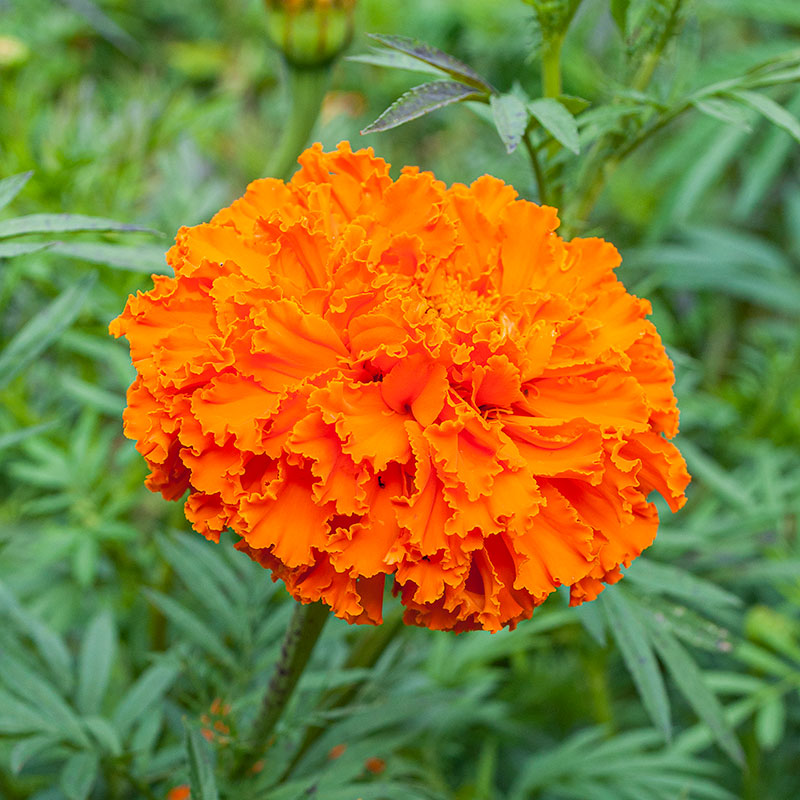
[692,97,754,131]
[490,93,529,154]
[0,171,33,211]
[0,241,52,257]
[627,560,742,610]
[367,33,494,93]
[60,751,99,800]
[347,49,443,77]
[185,722,220,800]
[49,242,169,273]
[730,89,800,143]
[529,97,580,153]
[112,661,180,738]
[362,81,482,135]
[0,213,154,239]
[650,620,744,765]
[76,610,116,715]
[0,273,96,389]
[10,735,59,775]
[602,588,672,740]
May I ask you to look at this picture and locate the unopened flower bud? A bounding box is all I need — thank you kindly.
[264,0,356,68]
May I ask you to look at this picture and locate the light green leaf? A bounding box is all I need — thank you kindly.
[60,751,99,800]
[81,716,122,757]
[0,421,59,452]
[0,273,96,390]
[626,560,741,611]
[347,49,443,78]
[185,722,220,800]
[0,171,33,211]
[529,97,580,153]
[754,694,786,750]
[0,213,154,239]
[650,621,744,765]
[49,241,169,273]
[112,661,180,739]
[76,610,116,715]
[601,588,671,740]
[692,97,753,131]
[10,735,60,775]
[490,93,528,154]
[730,89,800,143]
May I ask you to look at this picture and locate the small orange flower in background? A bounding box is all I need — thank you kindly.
[110,142,690,633]
[167,786,190,800]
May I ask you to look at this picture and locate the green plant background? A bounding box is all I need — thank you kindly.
[1,1,799,798]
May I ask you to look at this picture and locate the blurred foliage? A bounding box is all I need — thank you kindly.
[0,0,799,798]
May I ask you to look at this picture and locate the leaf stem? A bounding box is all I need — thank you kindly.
[523,129,550,207]
[232,600,329,778]
[267,63,331,180]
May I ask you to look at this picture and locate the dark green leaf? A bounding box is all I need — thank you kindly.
[529,98,580,153]
[361,81,482,135]
[490,93,528,154]
[76,610,116,715]
[650,620,744,764]
[112,660,180,738]
[0,273,96,390]
[0,171,33,211]
[610,0,631,36]
[730,89,800,143]
[367,34,494,93]
[0,213,155,239]
[602,588,672,740]
[185,722,220,800]
[60,752,99,800]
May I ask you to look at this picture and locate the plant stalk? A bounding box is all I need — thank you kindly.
[268,63,331,180]
[232,600,329,778]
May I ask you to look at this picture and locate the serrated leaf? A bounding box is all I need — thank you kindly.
[0,171,33,211]
[529,97,580,153]
[0,213,154,239]
[0,273,96,390]
[347,49,443,78]
[367,33,494,93]
[143,589,236,669]
[490,93,529,154]
[361,81,481,135]
[76,610,116,715]
[10,734,59,774]
[692,97,754,131]
[602,588,672,741]
[60,752,98,800]
[112,661,180,739]
[730,89,800,143]
[650,620,744,765]
[185,722,220,800]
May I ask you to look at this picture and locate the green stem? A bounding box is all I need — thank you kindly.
[523,129,550,207]
[232,601,329,778]
[280,607,405,780]
[267,63,331,180]
[541,35,563,99]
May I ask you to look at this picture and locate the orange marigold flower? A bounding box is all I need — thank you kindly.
[110,142,690,633]
[167,787,190,800]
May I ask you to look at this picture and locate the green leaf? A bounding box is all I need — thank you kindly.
[490,93,529,154]
[10,734,59,775]
[185,722,220,800]
[0,689,56,735]
[60,751,99,800]
[692,97,754,131]
[0,421,59,452]
[649,621,744,765]
[143,589,237,669]
[610,0,631,36]
[601,588,672,741]
[366,34,494,93]
[0,241,52,257]
[0,273,96,390]
[112,660,180,739]
[347,49,443,78]
[529,97,580,153]
[0,171,33,211]
[0,213,154,239]
[729,89,800,143]
[49,241,169,273]
[76,610,116,715]
[82,715,122,756]
[361,81,482,135]
[754,694,786,750]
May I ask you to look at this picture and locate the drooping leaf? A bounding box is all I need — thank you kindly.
[529,97,580,153]
[692,97,754,130]
[185,722,220,800]
[361,81,482,135]
[490,93,529,154]
[601,588,672,741]
[347,49,443,78]
[60,751,99,800]
[0,213,154,239]
[76,610,116,715]
[0,171,33,211]
[649,620,744,765]
[10,734,60,775]
[0,273,97,389]
[366,34,494,93]
[729,89,800,143]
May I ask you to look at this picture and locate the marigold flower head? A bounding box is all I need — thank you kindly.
[110,142,690,633]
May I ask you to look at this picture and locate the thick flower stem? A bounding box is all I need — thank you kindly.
[233,600,329,778]
[267,63,330,180]
[541,35,563,99]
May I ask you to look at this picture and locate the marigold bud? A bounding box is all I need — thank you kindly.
[264,0,356,68]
